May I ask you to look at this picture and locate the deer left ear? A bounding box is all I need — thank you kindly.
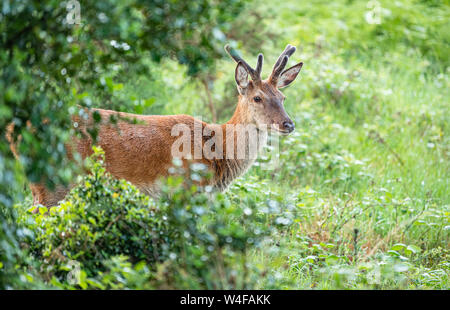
[277,62,303,89]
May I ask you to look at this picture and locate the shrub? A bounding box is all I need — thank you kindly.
[30,147,174,279]
[25,147,275,289]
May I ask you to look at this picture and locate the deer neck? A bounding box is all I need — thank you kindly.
[212,96,268,191]
[226,96,253,126]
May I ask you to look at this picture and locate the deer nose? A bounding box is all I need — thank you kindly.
[282,120,295,133]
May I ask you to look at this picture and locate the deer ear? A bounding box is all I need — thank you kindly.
[235,61,249,91]
[277,62,303,89]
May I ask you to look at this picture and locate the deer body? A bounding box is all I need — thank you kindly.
[17,45,303,208]
[70,107,260,192]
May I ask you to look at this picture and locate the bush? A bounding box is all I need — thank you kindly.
[29,147,173,280]
[24,147,275,289]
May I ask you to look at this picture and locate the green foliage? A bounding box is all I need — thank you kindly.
[20,148,274,289]
[28,147,172,278]
[0,216,23,288]
[241,0,449,289]
[152,165,274,289]
[0,0,249,287]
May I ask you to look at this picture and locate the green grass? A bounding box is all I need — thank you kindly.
[227,0,449,289]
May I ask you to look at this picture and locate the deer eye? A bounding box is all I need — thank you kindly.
[253,96,262,102]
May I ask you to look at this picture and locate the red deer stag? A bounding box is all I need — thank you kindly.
[9,44,303,209]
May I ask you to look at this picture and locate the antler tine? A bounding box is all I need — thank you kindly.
[225,44,261,82]
[255,53,263,77]
[271,55,289,80]
[272,44,296,71]
[270,44,297,84]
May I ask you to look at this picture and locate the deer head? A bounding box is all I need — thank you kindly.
[225,44,303,135]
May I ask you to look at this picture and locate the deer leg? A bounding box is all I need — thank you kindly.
[30,183,71,213]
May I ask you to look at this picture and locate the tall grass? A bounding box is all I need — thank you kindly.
[234,0,449,289]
